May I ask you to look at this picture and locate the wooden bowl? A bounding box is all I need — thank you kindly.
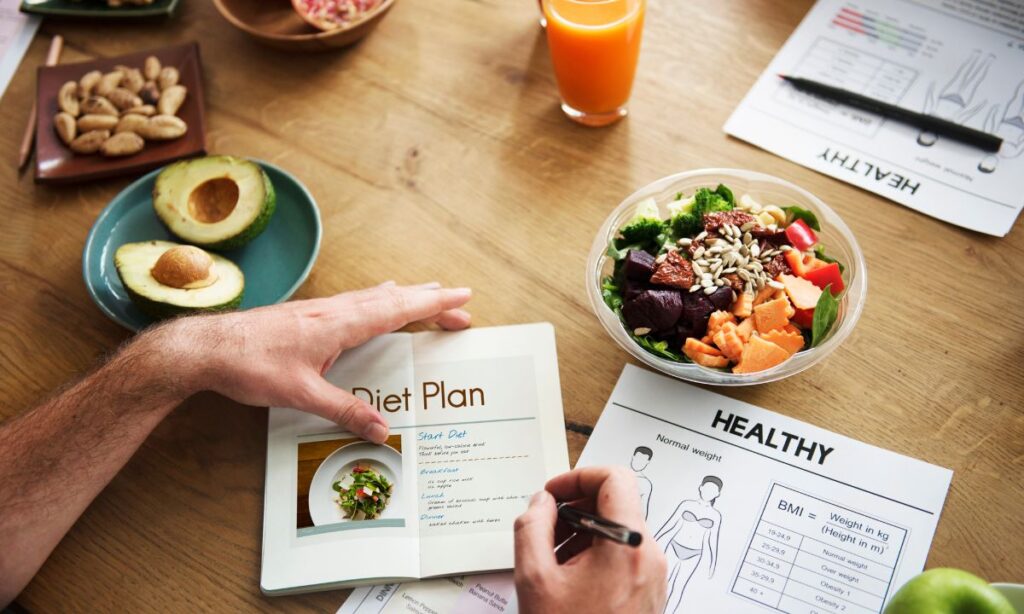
[212,0,396,52]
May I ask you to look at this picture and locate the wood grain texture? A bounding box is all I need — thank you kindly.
[0,0,1021,610]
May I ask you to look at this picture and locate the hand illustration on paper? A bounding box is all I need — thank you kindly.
[652,475,723,613]
[977,79,1024,173]
[631,446,654,520]
[918,50,993,147]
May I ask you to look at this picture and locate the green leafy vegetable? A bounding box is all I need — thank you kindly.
[782,206,821,231]
[606,239,650,261]
[713,183,735,207]
[811,285,840,347]
[601,276,623,312]
[813,245,845,273]
[634,335,684,361]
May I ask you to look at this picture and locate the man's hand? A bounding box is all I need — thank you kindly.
[166,282,472,442]
[0,282,471,606]
[513,467,667,614]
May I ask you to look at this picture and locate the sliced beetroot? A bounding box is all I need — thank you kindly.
[679,293,715,338]
[622,289,683,332]
[623,277,650,301]
[623,250,656,281]
[707,286,734,311]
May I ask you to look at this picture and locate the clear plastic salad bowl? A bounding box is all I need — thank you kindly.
[586,169,867,386]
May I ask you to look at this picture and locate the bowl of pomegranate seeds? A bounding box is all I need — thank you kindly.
[213,0,396,52]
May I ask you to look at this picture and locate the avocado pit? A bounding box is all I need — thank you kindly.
[187,177,239,224]
[151,245,219,289]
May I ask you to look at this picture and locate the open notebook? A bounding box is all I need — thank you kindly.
[260,323,569,595]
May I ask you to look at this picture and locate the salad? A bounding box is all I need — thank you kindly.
[602,184,845,373]
[332,464,394,520]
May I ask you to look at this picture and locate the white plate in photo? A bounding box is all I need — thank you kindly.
[308,441,403,526]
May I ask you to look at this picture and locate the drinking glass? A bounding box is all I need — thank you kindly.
[542,0,646,127]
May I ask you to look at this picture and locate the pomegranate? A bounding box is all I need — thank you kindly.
[292,0,380,31]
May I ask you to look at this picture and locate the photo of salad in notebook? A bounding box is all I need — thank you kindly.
[602,183,847,374]
[333,464,394,520]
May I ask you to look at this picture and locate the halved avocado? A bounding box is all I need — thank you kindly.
[153,155,275,251]
[115,240,244,319]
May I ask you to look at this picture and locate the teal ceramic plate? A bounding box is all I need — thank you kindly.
[83,160,321,331]
[21,0,180,18]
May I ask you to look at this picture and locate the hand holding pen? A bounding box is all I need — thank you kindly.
[513,467,668,614]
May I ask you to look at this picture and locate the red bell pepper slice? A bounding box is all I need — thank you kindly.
[792,307,814,328]
[803,262,844,295]
[785,219,818,251]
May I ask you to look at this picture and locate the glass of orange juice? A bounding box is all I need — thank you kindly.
[542,0,645,127]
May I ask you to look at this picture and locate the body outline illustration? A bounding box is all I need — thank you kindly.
[654,475,723,613]
[631,446,654,520]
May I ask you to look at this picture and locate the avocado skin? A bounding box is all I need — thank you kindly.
[204,170,276,251]
[124,284,244,320]
[152,156,277,252]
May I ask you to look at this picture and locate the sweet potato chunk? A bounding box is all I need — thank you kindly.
[736,317,755,342]
[761,329,804,355]
[779,274,822,310]
[733,336,791,373]
[684,337,723,358]
[707,310,736,337]
[691,352,730,368]
[753,298,790,333]
[731,293,753,318]
[712,322,745,362]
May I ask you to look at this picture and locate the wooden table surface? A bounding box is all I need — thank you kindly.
[1,0,1021,610]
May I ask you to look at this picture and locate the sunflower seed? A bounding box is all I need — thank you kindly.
[677,237,692,246]
[737,269,751,281]
[689,285,701,293]
[634,327,652,336]
[741,221,756,231]
[768,280,785,290]
[701,279,713,288]
[693,247,705,259]
[715,278,725,286]
[722,267,736,274]
[696,259,709,267]
[656,253,667,264]
[696,231,708,241]
[750,244,761,258]
[701,273,712,281]
[743,232,753,244]
[704,286,718,295]
[780,244,793,251]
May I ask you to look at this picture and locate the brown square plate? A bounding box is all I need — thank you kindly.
[34,41,206,184]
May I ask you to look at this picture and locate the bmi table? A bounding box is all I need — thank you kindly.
[0,0,1021,610]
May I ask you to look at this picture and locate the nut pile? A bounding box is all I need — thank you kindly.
[53,55,188,158]
[677,223,793,297]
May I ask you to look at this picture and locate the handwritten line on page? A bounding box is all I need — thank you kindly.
[341,365,953,613]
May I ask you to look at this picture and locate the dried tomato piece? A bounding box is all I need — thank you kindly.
[703,211,757,233]
[650,250,695,290]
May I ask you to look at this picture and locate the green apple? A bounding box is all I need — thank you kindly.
[885,568,1017,614]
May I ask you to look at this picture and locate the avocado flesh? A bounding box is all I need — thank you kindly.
[153,155,276,251]
[115,241,244,319]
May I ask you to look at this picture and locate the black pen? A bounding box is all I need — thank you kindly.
[778,74,1004,153]
[557,503,642,547]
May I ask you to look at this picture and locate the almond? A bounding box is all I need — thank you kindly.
[116,114,148,134]
[157,85,186,116]
[81,96,119,117]
[144,55,161,81]
[120,68,145,94]
[58,81,80,117]
[139,81,160,105]
[157,66,179,91]
[53,112,76,145]
[69,129,111,154]
[108,87,143,111]
[78,70,102,99]
[100,131,144,157]
[77,114,119,131]
[95,71,124,97]
[123,104,156,117]
[139,115,187,140]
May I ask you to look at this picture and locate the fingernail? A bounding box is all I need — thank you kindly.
[416,281,442,289]
[529,490,550,506]
[378,280,396,287]
[450,287,472,299]
[364,422,388,444]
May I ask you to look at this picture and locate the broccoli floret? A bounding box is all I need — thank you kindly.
[670,186,735,236]
[618,197,665,243]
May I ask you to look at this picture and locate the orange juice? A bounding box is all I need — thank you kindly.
[543,0,645,126]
